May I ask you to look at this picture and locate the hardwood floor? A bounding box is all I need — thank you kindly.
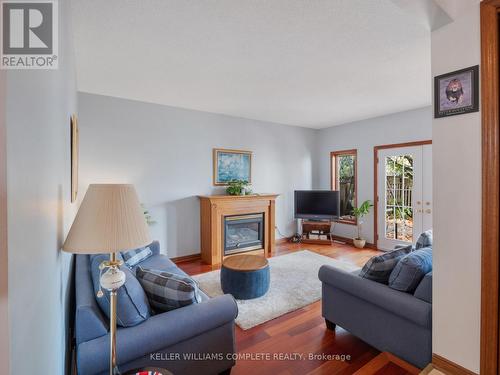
[176,241,418,375]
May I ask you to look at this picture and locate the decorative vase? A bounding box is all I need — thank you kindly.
[353,238,366,249]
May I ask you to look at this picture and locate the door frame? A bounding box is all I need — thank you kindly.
[373,140,432,250]
[480,1,500,374]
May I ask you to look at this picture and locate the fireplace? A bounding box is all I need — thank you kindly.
[199,194,278,265]
[224,213,264,255]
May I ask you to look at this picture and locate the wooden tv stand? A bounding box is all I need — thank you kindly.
[300,219,336,245]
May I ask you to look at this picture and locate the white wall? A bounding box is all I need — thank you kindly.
[78,93,316,258]
[431,0,481,372]
[315,107,432,243]
[5,0,78,373]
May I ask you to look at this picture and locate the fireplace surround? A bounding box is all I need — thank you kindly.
[199,194,279,265]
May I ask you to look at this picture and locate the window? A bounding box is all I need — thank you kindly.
[331,150,357,224]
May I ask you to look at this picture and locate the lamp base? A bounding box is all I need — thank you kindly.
[110,289,121,375]
[97,253,126,375]
[100,264,126,291]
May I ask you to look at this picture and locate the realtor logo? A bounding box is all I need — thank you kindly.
[1,0,58,69]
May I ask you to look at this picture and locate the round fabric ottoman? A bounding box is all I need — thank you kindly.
[221,254,270,300]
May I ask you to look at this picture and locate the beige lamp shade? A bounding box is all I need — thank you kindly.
[63,184,151,254]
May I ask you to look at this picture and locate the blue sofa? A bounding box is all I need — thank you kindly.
[318,266,432,368]
[75,241,238,375]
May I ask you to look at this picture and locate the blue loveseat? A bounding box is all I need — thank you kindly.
[75,241,238,375]
[318,266,432,369]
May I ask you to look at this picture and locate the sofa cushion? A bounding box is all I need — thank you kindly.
[359,245,413,284]
[136,266,202,312]
[414,272,432,303]
[121,246,153,268]
[416,230,433,249]
[90,254,151,327]
[389,247,433,293]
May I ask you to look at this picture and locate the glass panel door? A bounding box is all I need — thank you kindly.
[385,155,414,243]
[377,146,423,250]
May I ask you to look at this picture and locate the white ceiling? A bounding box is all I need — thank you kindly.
[72,0,435,129]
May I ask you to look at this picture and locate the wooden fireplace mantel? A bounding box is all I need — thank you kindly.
[199,194,279,265]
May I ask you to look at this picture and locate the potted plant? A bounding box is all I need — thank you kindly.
[352,200,373,249]
[226,179,252,196]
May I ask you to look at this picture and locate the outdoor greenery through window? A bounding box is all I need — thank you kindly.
[331,150,357,223]
[385,155,413,242]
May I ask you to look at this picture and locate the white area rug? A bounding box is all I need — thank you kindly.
[192,250,359,330]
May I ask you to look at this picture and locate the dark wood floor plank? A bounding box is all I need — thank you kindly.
[373,362,410,375]
[335,349,381,375]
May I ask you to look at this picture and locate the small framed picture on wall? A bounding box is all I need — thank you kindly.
[70,114,79,203]
[434,65,479,118]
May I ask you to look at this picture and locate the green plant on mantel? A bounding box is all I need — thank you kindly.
[226,179,252,196]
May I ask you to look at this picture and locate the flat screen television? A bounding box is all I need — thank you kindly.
[294,190,340,220]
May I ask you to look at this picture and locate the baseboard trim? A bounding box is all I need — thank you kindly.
[171,253,201,263]
[331,234,377,250]
[275,237,290,244]
[365,242,378,250]
[432,354,478,375]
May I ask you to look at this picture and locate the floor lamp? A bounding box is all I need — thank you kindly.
[63,184,151,375]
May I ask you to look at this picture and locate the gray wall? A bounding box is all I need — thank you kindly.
[315,107,432,243]
[78,93,317,258]
[5,0,78,373]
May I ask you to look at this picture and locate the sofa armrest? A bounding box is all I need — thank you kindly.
[75,304,109,345]
[77,294,238,375]
[319,265,431,328]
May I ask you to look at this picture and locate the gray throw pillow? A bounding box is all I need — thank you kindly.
[389,247,433,293]
[90,254,151,327]
[359,245,413,284]
[416,230,433,249]
[136,267,202,312]
[121,246,153,268]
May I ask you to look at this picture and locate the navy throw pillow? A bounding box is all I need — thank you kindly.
[389,247,433,293]
[90,254,151,327]
[359,245,413,284]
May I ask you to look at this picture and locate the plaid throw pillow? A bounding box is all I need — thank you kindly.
[416,230,433,249]
[136,267,201,312]
[121,246,153,268]
[359,245,413,284]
